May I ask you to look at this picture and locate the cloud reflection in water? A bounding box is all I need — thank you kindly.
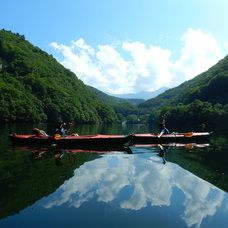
[44,154,225,228]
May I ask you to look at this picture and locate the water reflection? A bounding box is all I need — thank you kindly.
[158,145,168,164]
[2,124,228,227]
[43,145,226,228]
[11,145,132,166]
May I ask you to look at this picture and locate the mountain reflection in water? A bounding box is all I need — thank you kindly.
[43,147,227,228]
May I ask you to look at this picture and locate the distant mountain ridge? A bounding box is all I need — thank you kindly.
[88,86,145,105]
[139,55,228,109]
[109,87,169,100]
[87,86,131,105]
[1,29,228,126]
[138,55,228,126]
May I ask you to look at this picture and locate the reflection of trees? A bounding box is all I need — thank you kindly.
[44,154,225,227]
[167,142,228,192]
[0,149,98,219]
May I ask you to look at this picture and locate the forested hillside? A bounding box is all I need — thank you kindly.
[88,86,144,105]
[87,86,130,105]
[1,29,228,126]
[0,30,118,123]
[140,55,228,126]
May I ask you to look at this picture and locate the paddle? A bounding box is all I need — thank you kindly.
[54,134,61,140]
[184,145,194,149]
[162,114,167,125]
[183,132,193,137]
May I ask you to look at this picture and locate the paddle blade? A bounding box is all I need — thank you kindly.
[54,134,61,140]
[184,132,193,137]
[184,145,194,149]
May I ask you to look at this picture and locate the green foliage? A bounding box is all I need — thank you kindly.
[0,146,98,219]
[139,55,228,110]
[88,86,149,123]
[126,114,140,124]
[140,55,228,126]
[152,99,228,126]
[1,29,227,126]
[87,86,129,105]
[111,102,149,123]
[126,98,145,105]
[88,86,145,105]
[0,30,118,123]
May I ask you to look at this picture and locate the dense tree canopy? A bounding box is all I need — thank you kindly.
[1,29,228,126]
[138,55,228,126]
[154,100,228,126]
[139,55,228,109]
[0,29,118,123]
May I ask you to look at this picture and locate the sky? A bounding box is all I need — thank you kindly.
[1,0,228,94]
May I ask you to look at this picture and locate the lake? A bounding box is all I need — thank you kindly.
[0,123,228,228]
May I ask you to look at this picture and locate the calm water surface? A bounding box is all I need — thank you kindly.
[0,124,228,228]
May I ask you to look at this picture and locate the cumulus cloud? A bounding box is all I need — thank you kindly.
[50,28,223,94]
[173,28,222,84]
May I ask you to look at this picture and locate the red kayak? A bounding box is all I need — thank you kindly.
[132,132,212,144]
[9,134,133,146]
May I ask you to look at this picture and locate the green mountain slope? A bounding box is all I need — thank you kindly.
[88,86,144,105]
[139,55,228,126]
[88,86,130,105]
[139,55,228,109]
[0,30,118,123]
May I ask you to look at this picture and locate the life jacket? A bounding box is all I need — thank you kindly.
[163,128,170,134]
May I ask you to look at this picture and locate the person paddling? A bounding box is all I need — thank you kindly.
[157,114,170,138]
[55,121,73,136]
[157,123,170,138]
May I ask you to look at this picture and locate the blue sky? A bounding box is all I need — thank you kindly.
[1,0,228,94]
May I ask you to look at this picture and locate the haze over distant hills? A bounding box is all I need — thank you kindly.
[1,29,228,126]
[139,54,228,109]
[109,87,169,100]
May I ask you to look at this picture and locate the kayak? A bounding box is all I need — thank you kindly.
[131,132,213,144]
[9,134,133,146]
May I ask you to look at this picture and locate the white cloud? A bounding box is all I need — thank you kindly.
[173,28,222,84]
[50,28,223,94]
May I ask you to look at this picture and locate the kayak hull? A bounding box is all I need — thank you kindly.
[9,134,133,146]
[132,132,212,144]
